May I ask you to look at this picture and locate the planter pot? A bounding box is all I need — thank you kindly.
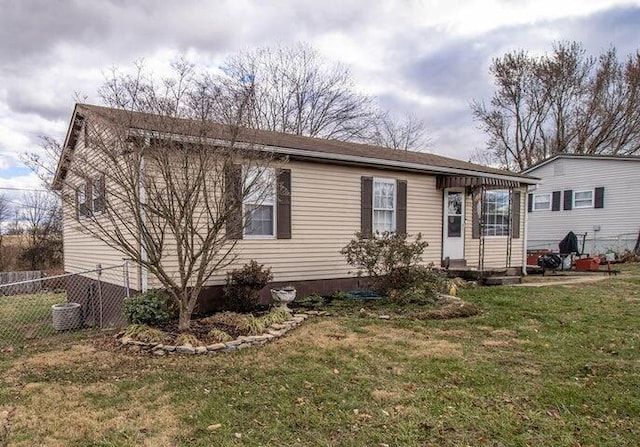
[52,302,82,331]
[270,287,296,312]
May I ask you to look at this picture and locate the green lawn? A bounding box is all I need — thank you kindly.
[1,268,639,446]
[0,291,67,348]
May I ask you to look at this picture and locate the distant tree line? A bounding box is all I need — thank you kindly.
[0,192,62,272]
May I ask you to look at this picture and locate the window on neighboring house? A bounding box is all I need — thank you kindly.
[77,183,88,219]
[373,178,396,233]
[483,189,510,237]
[573,190,593,208]
[533,193,551,211]
[243,167,276,237]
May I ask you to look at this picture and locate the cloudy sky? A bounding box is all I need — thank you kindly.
[1,0,639,194]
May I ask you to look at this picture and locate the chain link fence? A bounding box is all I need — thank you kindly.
[0,263,132,350]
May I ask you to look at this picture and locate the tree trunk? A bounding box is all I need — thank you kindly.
[177,309,191,331]
[177,289,199,332]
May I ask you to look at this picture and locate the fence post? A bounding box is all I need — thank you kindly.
[123,260,130,299]
[96,264,103,328]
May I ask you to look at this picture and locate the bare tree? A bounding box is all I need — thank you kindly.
[57,61,277,330]
[218,43,429,149]
[371,113,430,151]
[19,191,62,271]
[472,42,640,171]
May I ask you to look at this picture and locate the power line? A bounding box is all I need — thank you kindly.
[0,187,50,192]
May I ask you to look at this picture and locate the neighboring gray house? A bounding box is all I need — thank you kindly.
[523,154,640,255]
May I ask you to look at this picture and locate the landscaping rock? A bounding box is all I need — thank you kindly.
[176,345,196,355]
[195,347,207,354]
[164,345,176,352]
[152,349,166,356]
[207,343,226,351]
[379,315,391,320]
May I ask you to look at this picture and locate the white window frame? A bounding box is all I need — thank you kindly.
[573,189,594,209]
[372,177,396,234]
[243,167,276,239]
[532,193,551,211]
[483,189,510,237]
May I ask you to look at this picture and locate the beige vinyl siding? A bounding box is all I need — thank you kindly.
[464,187,526,268]
[62,122,140,288]
[147,160,443,287]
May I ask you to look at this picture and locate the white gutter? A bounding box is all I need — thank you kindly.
[129,129,539,185]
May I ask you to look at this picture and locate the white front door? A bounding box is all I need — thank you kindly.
[443,188,465,260]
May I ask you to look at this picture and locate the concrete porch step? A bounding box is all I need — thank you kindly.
[483,276,522,286]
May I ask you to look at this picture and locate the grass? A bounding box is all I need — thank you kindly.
[0,291,67,348]
[1,266,639,446]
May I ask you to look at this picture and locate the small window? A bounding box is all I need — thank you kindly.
[373,178,396,233]
[533,193,551,211]
[243,167,275,237]
[483,189,510,237]
[574,190,594,209]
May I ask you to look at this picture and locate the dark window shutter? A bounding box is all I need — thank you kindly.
[76,189,82,220]
[396,180,407,235]
[94,176,105,214]
[527,193,533,213]
[276,169,291,239]
[472,189,480,239]
[361,177,373,237]
[552,191,561,211]
[563,190,573,210]
[85,181,92,217]
[511,191,521,239]
[594,187,605,209]
[225,164,243,240]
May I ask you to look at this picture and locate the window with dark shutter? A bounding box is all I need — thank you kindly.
[276,169,291,239]
[225,164,243,240]
[361,177,373,237]
[563,190,573,210]
[527,193,533,213]
[552,191,561,211]
[594,187,605,209]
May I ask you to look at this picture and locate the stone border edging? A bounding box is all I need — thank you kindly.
[116,311,328,355]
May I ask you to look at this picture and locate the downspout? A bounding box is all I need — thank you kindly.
[139,140,148,292]
[522,188,530,276]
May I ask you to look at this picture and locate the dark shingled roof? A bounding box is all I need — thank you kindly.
[54,103,536,188]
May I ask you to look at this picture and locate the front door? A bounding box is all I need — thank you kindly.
[443,188,465,260]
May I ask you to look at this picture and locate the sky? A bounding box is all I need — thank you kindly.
[1,0,639,196]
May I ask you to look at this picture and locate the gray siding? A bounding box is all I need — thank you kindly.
[526,158,640,254]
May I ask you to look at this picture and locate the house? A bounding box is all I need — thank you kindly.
[53,104,536,312]
[523,154,640,256]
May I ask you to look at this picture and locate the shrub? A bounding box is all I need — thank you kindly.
[207,329,233,343]
[341,231,439,295]
[175,333,202,346]
[124,290,176,325]
[223,260,273,312]
[123,324,167,344]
